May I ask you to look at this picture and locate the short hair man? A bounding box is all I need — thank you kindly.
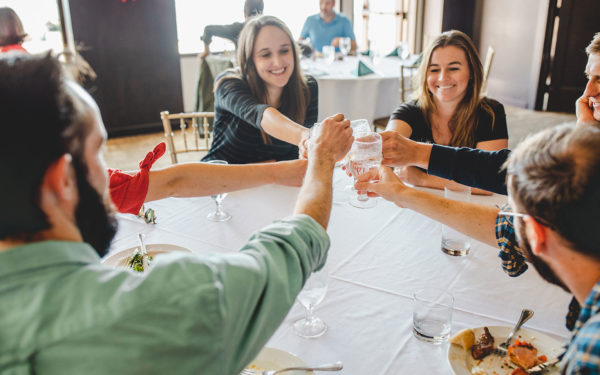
[299,0,357,53]
[0,54,353,374]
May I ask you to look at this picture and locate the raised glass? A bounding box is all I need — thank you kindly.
[346,131,382,209]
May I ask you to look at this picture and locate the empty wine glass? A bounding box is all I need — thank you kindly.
[206,160,232,221]
[322,45,335,65]
[293,263,329,338]
[339,37,351,60]
[346,131,382,209]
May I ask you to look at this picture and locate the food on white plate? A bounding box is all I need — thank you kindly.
[450,328,476,351]
[508,340,546,370]
[471,327,495,360]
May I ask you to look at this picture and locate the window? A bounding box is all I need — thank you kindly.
[174,0,318,55]
[0,0,62,54]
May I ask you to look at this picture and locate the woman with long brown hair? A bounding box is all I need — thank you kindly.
[203,15,318,164]
[386,30,508,193]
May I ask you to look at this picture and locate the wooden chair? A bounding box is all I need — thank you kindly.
[482,46,495,96]
[160,111,215,164]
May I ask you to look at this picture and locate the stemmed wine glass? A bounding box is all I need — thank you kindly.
[339,37,351,60]
[293,263,329,338]
[346,131,382,209]
[206,160,232,221]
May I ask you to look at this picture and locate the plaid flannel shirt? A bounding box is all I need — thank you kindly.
[561,282,600,374]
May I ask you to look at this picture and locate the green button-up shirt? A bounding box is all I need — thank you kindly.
[0,214,329,375]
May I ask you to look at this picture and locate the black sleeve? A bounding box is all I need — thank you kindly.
[215,75,270,131]
[474,98,509,143]
[201,23,244,45]
[304,75,319,127]
[427,144,511,195]
[389,101,421,136]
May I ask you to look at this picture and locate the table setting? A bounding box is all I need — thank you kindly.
[105,119,573,374]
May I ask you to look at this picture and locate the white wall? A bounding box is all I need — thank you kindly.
[477,1,549,109]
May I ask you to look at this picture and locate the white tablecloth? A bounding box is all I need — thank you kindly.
[108,169,572,374]
[301,57,415,125]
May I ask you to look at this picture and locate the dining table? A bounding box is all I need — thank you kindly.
[107,168,573,374]
[301,56,416,125]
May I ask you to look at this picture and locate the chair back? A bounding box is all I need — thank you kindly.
[482,46,495,96]
[160,111,215,164]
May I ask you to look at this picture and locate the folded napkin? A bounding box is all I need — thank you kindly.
[386,48,399,57]
[351,60,375,77]
[108,142,166,215]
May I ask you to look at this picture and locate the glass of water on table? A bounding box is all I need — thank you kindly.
[412,287,454,344]
[293,263,329,338]
[206,160,232,222]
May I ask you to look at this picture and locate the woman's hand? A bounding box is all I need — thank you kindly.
[354,166,412,207]
[393,166,425,186]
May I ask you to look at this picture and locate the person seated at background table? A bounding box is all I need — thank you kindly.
[199,0,263,59]
[357,122,600,373]
[108,142,307,215]
[299,0,357,53]
[202,15,318,164]
[0,53,353,374]
[0,7,28,53]
[386,30,508,194]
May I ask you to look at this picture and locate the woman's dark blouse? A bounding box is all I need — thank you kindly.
[202,74,318,164]
[390,98,508,147]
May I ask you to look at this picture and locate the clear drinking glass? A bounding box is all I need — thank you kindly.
[346,131,382,209]
[441,185,472,256]
[339,37,351,60]
[322,45,335,65]
[293,263,329,338]
[397,42,410,60]
[413,288,454,344]
[206,160,232,222]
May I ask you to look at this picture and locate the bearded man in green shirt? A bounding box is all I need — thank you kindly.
[0,54,353,374]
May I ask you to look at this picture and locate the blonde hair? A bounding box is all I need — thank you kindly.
[586,32,600,55]
[414,30,494,147]
[217,15,309,144]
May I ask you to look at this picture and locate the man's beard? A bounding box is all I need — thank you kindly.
[516,219,570,293]
[73,162,117,258]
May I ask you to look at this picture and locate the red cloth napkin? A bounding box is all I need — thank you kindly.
[108,142,166,214]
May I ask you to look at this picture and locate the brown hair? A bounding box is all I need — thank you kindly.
[586,32,600,55]
[217,15,309,144]
[0,7,27,47]
[506,123,600,258]
[414,30,494,147]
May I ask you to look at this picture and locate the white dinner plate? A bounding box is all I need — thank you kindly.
[245,347,313,375]
[448,326,564,375]
[101,243,192,269]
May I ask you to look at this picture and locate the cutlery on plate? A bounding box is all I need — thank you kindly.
[526,357,560,373]
[240,361,343,375]
[495,309,534,355]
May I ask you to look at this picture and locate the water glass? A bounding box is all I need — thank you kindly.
[412,288,454,344]
[293,263,329,338]
[441,185,472,256]
[339,37,351,59]
[346,131,382,209]
[323,45,335,65]
[397,42,410,60]
[206,160,232,222]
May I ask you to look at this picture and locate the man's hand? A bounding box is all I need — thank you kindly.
[381,131,432,169]
[272,159,308,187]
[576,94,598,125]
[309,113,353,165]
[354,166,412,207]
[330,38,340,48]
[298,130,311,160]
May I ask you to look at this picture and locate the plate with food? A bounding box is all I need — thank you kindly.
[448,326,564,375]
[244,347,314,375]
[102,243,192,272]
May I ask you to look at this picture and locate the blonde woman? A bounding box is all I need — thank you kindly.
[386,30,508,194]
[203,15,318,163]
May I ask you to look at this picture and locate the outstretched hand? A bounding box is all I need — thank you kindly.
[381,131,430,169]
[309,113,353,164]
[354,165,412,207]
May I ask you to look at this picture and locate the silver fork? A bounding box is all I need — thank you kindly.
[526,357,560,373]
[495,308,534,356]
[240,361,343,375]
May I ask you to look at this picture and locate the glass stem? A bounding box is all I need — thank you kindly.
[305,303,315,323]
[215,200,222,214]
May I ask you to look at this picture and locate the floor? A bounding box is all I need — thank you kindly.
[104,106,576,171]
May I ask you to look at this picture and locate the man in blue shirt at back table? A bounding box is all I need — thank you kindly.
[300,0,357,53]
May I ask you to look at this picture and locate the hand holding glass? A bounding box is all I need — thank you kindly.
[206,160,232,222]
[294,263,328,338]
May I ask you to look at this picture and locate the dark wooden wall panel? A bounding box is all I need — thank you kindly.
[70,0,183,136]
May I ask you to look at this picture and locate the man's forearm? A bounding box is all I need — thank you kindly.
[294,159,335,229]
[395,188,499,247]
